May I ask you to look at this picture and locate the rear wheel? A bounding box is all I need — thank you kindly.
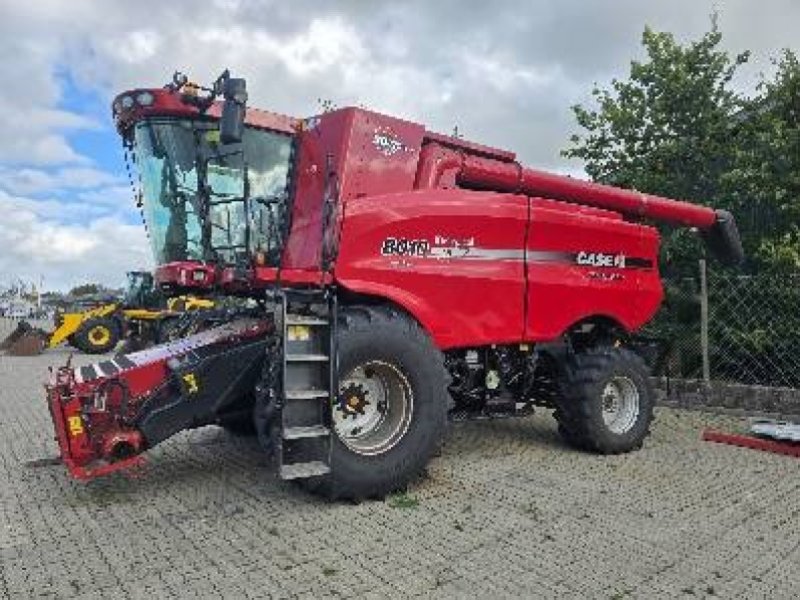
[304,306,449,500]
[72,317,121,354]
[554,346,654,454]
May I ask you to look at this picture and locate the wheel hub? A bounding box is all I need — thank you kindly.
[88,326,111,346]
[332,361,413,455]
[336,383,371,419]
[601,376,640,435]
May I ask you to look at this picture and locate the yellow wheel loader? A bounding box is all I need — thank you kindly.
[1,271,213,356]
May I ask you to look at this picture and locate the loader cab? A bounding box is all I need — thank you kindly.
[122,271,162,310]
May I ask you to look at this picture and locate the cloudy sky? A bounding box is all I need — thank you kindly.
[1,0,798,291]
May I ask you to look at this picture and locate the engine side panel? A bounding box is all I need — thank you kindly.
[335,190,664,349]
[335,189,528,348]
[525,198,663,340]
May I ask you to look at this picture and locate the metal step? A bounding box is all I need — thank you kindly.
[280,461,331,480]
[286,388,330,400]
[283,425,330,440]
[277,291,334,482]
[286,353,329,362]
[286,316,329,326]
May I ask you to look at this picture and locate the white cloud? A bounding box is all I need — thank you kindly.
[0,166,121,196]
[0,132,89,166]
[1,0,799,289]
[77,185,135,207]
[0,191,150,291]
[0,49,100,165]
[104,30,162,65]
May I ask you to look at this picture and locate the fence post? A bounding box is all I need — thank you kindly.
[699,259,711,385]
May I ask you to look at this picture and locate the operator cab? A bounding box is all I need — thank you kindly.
[133,118,293,266]
[114,72,297,291]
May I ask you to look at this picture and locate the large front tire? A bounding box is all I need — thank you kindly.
[305,306,449,500]
[555,346,655,454]
[72,317,121,354]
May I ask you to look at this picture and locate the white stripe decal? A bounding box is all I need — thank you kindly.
[427,247,525,261]
[415,247,653,268]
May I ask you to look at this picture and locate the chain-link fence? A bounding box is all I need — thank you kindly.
[645,262,800,390]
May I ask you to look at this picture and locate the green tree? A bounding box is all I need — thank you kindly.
[562,21,749,272]
[565,22,800,383]
[564,20,800,273]
[725,50,800,270]
[69,283,102,297]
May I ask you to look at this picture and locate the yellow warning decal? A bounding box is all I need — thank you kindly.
[67,416,84,437]
[182,373,200,394]
[287,325,311,341]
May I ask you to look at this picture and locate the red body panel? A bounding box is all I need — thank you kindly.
[155,261,217,289]
[525,199,662,340]
[336,189,528,348]
[283,108,425,270]
[113,89,723,348]
[335,189,662,349]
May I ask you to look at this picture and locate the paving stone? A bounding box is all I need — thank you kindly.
[1,318,799,599]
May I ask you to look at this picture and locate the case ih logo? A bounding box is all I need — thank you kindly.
[575,251,626,269]
[372,128,409,157]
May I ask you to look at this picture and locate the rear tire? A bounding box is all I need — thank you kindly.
[304,306,449,500]
[72,317,121,354]
[554,346,654,454]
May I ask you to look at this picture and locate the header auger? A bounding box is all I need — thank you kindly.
[44,70,742,500]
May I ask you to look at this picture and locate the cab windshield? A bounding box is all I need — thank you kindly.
[122,271,159,308]
[133,118,293,266]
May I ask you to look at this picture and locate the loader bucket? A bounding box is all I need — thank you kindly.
[0,321,48,356]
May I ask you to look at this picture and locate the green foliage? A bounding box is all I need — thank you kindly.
[563,17,800,273]
[68,283,103,297]
[724,51,800,270]
[387,491,419,509]
[566,19,800,387]
[707,273,800,387]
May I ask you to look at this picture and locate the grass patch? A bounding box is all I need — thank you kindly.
[520,502,541,521]
[388,492,419,509]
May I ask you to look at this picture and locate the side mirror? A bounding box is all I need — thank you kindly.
[220,77,248,144]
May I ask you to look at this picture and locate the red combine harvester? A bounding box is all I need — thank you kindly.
[46,71,743,499]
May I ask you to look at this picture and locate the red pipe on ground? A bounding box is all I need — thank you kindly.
[702,429,800,458]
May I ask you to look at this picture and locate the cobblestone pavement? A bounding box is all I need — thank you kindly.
[1,320,799,599]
